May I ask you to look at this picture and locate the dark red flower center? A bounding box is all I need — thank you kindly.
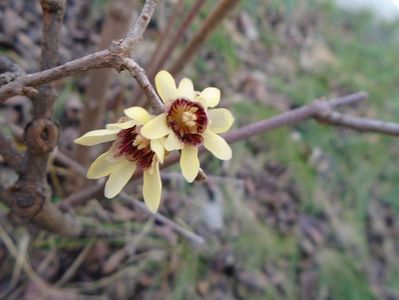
[166,99,208,146]
[114,125,154,169]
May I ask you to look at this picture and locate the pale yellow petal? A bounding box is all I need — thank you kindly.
[199,87,221,108]
[140,113,170,139]
[203,129,232,160]
[180,145,200,183]
[74,129,119,146]
[106,120,137,130]
[143,164,162,213]
[150,139,165,163]
[87,152,113,179]
[164,131,183,151]
[178,78,195,100]
[155,70,178,103]
[208,108,235,133]
[124,107,152,124]
[104,160,136,198]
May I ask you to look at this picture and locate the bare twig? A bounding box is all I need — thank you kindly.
[60,181,105,209]
[119,192,206,245]
[316,111,399,136]
[102,218,154,274]
[0,0,160,103]
[55,240,95,286]
[123,58,164,112]
[169,0,240,75]
[0,225,48,294]
[122,0,160,55]
[0,50,120,102]
[222,92,368,144]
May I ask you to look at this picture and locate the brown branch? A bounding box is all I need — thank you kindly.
[60,181,105,209]
[122,0,160,55]
[0,0,160,103]
[169,0,240,75]
[0,50,116,103]
[222,92,368,144]
[316,111,399,136]
[119,193,205,245]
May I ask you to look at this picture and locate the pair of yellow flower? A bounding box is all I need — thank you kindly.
[75,71,234,213]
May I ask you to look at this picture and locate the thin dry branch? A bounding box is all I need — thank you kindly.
[122,0,160,55]
[119,193,205,245]
[316,111,399,136]
[223,92,368,144]
[123,58,164,112]
[0,0,160,104]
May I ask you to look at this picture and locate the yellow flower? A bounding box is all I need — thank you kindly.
[74,107,164,213]
[141,70,234,182]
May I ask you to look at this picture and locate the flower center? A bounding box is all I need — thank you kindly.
[114,125,154,169]
[167,99,208,145]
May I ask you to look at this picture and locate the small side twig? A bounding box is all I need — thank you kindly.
[119,192,206,246]
[123,58,164,113]
[122,0,160,55]
[316,111,399,136]
[55,240,95,286]
[222,92,368,144]
[0,0,160,103]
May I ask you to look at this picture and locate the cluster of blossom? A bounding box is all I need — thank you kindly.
[75,71,234,213]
